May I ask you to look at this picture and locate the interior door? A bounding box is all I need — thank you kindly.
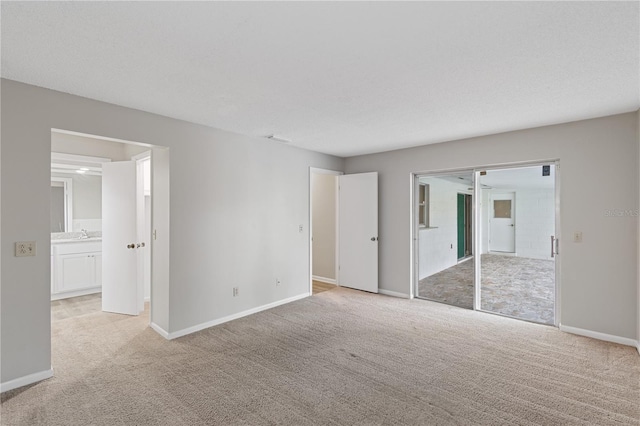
[457,193,465,259]
[102,161,142,315]
[489,193,515,253]
[338,172,378,293]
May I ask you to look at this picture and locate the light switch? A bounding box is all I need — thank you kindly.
[15,241,36,257]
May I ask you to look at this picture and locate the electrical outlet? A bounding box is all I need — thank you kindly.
[233,287,239,297]
[15,241,36,257]
[299,225,303,233]
[276,278,281,287]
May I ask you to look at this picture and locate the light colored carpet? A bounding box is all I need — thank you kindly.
[2,288,639,425]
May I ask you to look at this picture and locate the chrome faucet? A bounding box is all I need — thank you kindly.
[80,229,89,239]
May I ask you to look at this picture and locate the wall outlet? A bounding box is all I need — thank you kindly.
[299,225,303,233]
[276,278,281,287]
[233,287,239,297]
[15,241,36,257]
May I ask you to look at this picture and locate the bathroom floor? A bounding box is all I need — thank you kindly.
[51,293,102,322]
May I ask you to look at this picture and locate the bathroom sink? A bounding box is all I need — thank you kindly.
[51,237,102,244]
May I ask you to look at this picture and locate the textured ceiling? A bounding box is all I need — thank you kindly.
[2,2,638,157]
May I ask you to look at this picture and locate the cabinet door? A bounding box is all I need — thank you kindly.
[57,253,96,292]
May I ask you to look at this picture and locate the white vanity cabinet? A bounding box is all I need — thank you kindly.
[51,240,102,300]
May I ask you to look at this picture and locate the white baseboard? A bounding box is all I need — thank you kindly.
[312,275,336,285]
[379,289,410,299]
[559,325,638,348]
[51,287,101,301]
[1,368,53,393]
[150,322,170,339]
[164,293,310,340]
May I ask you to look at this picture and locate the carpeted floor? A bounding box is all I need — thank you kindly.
[418,254,555,324]
[2,287,638,425]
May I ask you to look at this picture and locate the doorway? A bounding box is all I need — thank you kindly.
[50,129,169,324]
[457,193,472,260]
[310,168,341,295]
[309,169,379,295]
[413,162,559,326]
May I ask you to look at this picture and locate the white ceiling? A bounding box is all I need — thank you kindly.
[420,165,554,190]
[2,2,638,157]
[481,165,555,190]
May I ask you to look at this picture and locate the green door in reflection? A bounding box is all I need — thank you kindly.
[457,193,465,259]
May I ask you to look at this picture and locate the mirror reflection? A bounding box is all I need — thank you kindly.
[416,172,475,309]
[50,153,105,236]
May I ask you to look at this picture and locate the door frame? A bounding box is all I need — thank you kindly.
[49,128,170,329]
[309,167,343,295]
[132,151,152,313]
[410,160,561,326]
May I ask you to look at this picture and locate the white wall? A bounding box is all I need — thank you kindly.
[345,112,639,341]
[514,189,555,259]
[480,188,555,260]
[311,172,337,281]
[418,178,470,279]
[0,79,343,386]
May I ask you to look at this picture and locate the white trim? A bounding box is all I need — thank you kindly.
[51,287,101,301]
[150,322,170,339]
[131,150,152,161]
[312,275,336,285]
[1,368,53,393]
[51,176,73,232]
[52,128,151,149]
[51,152,111,164]
[162,293,310,340]
[559,325,638,347]
[379,289,411,299]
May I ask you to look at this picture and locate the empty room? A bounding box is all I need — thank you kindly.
[1,2,639,425]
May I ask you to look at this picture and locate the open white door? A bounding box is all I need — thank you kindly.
[102,161,142,315]
[338,172,378,293]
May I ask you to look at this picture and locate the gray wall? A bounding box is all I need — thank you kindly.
[345,112,639,341]
[1,79,344,384]
[311,172,337,281]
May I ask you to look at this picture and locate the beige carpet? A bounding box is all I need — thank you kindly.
[2,288,639,425]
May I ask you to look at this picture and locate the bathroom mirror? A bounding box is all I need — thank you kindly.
[51,153,109,235]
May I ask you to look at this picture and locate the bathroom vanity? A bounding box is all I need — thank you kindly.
[51,238,102,300]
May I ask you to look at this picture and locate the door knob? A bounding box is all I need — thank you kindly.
[371,237,378,241]
[509,224,514,227]
[127,243,135,249]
